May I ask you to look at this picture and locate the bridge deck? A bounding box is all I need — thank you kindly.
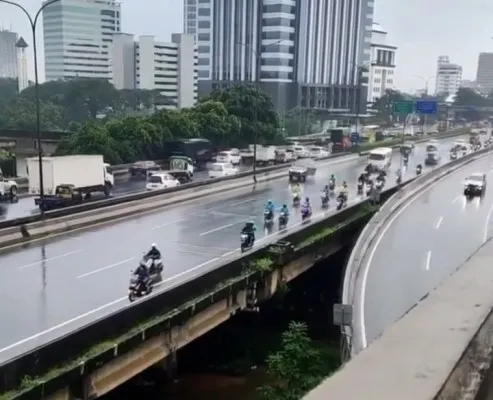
[305,238,493,399]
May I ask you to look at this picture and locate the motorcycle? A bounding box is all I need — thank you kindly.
[328,180,335,193]
[292,193,301,207]
[416,165,422,175]
[375,180,383,191]
[143,255,163,275]
[357,182,364,195]
[366,182,373,197]
[278,212,289,228]
[264,209,274,225]
[241,233,254,252]
[403,157,409,167]
[336,194,347,210]
[396,175,402,185]
[301,205,311,220]
[128,273,152,302]
[450,152,457,160]
[321,191,329,208]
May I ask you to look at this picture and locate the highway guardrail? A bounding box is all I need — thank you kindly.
[341,145,493,359]
[0,185,410,395]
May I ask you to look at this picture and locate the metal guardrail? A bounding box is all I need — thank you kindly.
[340,146,493,361]
[0,191,395,394]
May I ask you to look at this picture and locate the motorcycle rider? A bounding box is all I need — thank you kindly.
[291,183,302,200]
[264,199,275,220]
[241,221,256,246]
[329,174,336,189]
[416,163,423,174]
[146,243,161,259]
[358,173,367,184]
[301,196,312,215]
[134,259,150,292]
[338,183,348,202]
[279,204,289,221]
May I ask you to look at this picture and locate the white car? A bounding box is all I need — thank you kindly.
[292,146,310,158]
[216,149,241,165]
[309,146,330,159]
[208,162,239,179]
[463,172,487,196]
[0,170,17,198]
[146,173,180,191]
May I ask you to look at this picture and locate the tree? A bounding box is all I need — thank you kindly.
[259,322,338,400]
[454,88,489,107]
[203,85,280,145]
[149,108,198,139]
[55,121,122,164]
[0,97,64,131]
[190,100,241,147]
[0,78,19,105]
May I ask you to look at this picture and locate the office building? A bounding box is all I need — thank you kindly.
[184,0,374,113]
[476,53,493,95]
[367,23,396,104]
[435,55,462,96]
[111,33,197,109]
[0,29,18,79]
[42,0,121,81]
[16,37,29,92]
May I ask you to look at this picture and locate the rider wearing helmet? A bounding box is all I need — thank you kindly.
[323,184,330,197]
[301,196,312,214]
[329,174,336,187]
[280,203,290,218]
[291,182,301,195]
[264,199,275,219]
[134,259,150,291]
[241,220,257,246]
[146,243,161,259]
[339,181,349,200]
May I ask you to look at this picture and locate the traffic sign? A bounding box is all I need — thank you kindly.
[351,132,360,144]
[415,100,437,114]
[392,101,414,114]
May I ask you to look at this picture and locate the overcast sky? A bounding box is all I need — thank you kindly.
[1,0,492,93]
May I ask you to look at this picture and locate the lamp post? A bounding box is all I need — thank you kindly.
[414,75,436,134]
[235,39,284,183]
[1,0,60,213]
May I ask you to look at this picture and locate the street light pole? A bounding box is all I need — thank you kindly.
[414,75,436,134]
[1,0,60,214]
[236,39,284,183]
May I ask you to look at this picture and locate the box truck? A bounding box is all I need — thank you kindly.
[27,155,114,211]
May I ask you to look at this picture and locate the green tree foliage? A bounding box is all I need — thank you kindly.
[0,97,64,131]
[283,107,317,136]
[259,321,339,400]
[205,85,280,146]
[453,88,489,107]
[0,78,19,105]
[54,85,280,163]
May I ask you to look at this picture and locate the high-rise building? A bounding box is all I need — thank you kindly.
[111,33,198,109]
[435,55,462,96]
[42,0,121,81]
[184,0,373,112]
[476,53,493,95]
[367,23,397,105]
[0,29,18,79]
[16,37,29,92]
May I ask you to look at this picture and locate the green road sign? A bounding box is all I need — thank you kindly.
[392,101,414,114]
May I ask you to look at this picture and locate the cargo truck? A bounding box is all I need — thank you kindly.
[27,155,114,211]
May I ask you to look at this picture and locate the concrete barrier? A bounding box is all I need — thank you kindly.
[341,146,493,358]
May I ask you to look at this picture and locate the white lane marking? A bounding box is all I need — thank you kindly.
[435,216,443,229]
[200,223,234,236]
[452,195,461,204]
[483,204,493,243]
[228,199,255,207]
[359,159,476,349]
[152,218,187,230]
[17,251,82,270]
[425,251,431,271]
[76,257,134,279]
[0,199,362,353]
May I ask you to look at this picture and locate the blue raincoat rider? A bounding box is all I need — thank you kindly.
[279,204,289,219]
[264,199,275,219]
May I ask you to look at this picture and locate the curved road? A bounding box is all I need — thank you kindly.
[353,149,493,353]
[0,137,461,362]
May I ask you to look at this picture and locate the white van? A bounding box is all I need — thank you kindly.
[368,147,393,171]
[208,162,239,179]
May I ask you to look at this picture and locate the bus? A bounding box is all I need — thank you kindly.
[161,138,213,165]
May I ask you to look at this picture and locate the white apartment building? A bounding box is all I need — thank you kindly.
[42,0,121,81]
[476,53,493,95]
[367,23,397,104]
[435,55,462,96]
[0,30,18,79]
[111,33,197,109]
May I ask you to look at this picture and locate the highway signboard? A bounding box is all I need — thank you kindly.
[351,132,360,144]
[415,100,437,114]
[392,101,414,114]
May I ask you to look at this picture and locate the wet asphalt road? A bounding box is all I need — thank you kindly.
[0,136,464,362]
[354,146,493,352]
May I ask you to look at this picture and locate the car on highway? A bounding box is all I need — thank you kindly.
[463,172,487,197]
[309,146,330,159]
[145,173,180,191]
[215,149,241,166]
[208,162,239,179]
[129,160,161,177]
